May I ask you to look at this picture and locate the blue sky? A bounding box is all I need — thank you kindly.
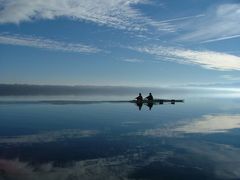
[0,0,240,87]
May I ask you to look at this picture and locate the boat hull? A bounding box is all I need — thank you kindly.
[130,99,184,104]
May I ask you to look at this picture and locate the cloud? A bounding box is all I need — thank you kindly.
[201,34,240,43]
[0,33,100,53]
[179,3,240,42]
[221,75,240,81]
[160,14,205,23]
[133,46,240,71]
[0,0,173,32]
[122,58,144,63]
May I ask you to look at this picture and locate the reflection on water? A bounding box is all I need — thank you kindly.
[0,129,98,144]
[175,114,240,134]
[134,100,182,111]
[1,98,240,179]
[146,102,153,110]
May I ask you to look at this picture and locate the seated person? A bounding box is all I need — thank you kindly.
[146,93,153,101]
[135,93,143,101]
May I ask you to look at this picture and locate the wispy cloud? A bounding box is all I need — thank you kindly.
[132,46,240,71]
[179,3,240,42]
[122,58,144,63]
[221,75,240,81]
[0,33,100,53]
[160,14,205,23]
[0,0,173,32]
[201,34,240,43]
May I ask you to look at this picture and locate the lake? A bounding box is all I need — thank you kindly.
[1,97,240,179]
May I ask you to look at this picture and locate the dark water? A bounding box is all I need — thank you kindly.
[1,98,240,179]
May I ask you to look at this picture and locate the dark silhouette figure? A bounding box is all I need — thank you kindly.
[145,93,153,101]
[136,102,143,110]
[147,102,153,110]
[135,93,143,101]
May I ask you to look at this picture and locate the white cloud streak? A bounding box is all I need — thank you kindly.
[0,0,173,32]
[160,14,205,23]
[180,3,240,42]
[201,34,240,43]
[0,33,100,53]
[123,58,144,63]
[133,46,240,71]
[221,75,240,81]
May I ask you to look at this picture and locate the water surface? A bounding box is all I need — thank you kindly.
[1,98,240,179]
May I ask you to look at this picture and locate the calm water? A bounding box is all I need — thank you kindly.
[1,98,240,179]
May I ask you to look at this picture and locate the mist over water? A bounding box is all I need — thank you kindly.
[1,84,240,101]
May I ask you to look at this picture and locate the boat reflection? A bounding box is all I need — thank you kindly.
[135,99,184,111]
[146,102,153,110]
[136,101,143,110]
[136,101,153,110]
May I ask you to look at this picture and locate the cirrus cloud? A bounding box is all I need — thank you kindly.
[0,0,173,32]
[0,33,101,53]
[133,45,240,71]
[179,3,240,43]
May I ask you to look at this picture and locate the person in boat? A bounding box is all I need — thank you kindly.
[135,93,143,101]
[145,93,153,101]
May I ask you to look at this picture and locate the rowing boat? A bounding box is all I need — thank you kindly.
[129,99,184,104]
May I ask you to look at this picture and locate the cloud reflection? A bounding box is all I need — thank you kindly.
[1,141,240,179]
[0,129,98,144]
[137,114,240,137]
[175,114,240,134]
[0,156,135,180]
[173,141,240,179]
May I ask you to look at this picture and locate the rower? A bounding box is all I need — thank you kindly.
[135,93,143,101]
[146,93,153,101]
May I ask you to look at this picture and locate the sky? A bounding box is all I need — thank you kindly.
[0,0,240,87]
